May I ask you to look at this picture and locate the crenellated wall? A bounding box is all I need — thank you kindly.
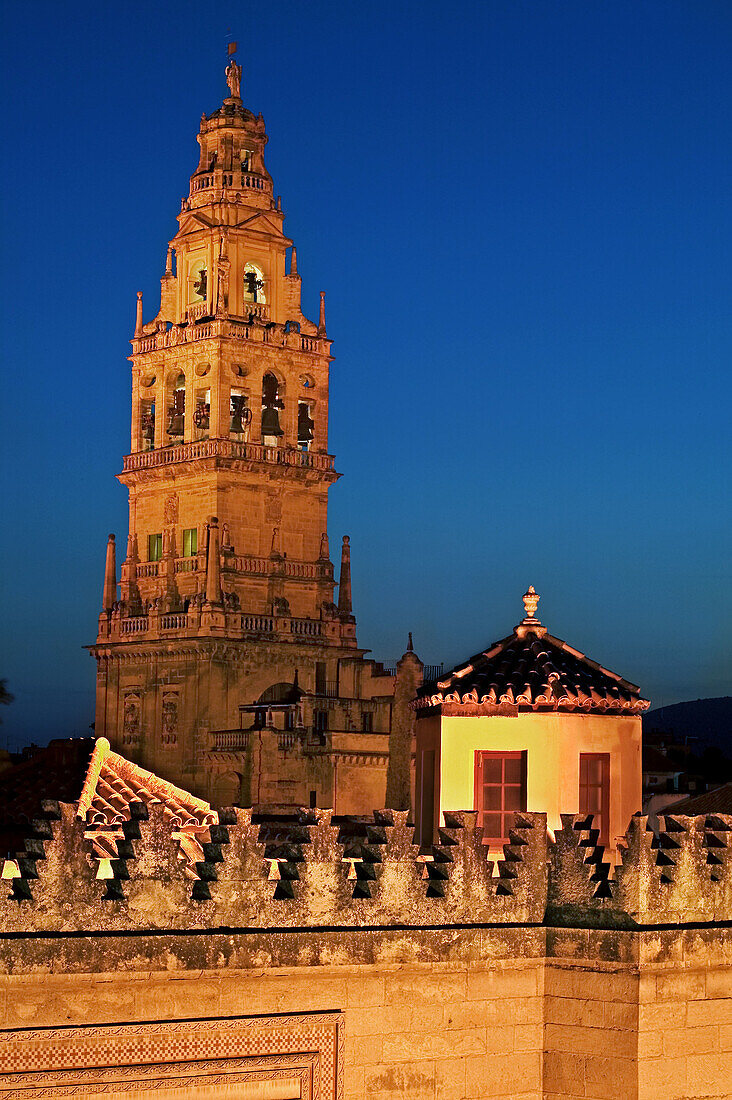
[1,808,731,1099]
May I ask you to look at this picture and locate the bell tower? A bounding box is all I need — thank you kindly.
[90,59,421,811]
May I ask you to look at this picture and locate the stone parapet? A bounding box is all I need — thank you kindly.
[3,806,732,937]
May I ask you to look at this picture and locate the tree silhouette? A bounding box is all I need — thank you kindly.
[0,680,13,723]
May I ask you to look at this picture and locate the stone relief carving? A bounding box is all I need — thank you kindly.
[264,492,282,524]
[162,692,179,747]
[121,693,141,747]
[164,494,179,525]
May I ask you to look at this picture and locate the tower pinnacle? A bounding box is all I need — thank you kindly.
[102,535,117,611]
[338,536,352,615]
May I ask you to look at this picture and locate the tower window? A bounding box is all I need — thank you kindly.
[182,528,197,557]
[240,149,251,172]
[148,533,163,562]
[243,263,265,303]
[361,712,373,733]
[314,709,329,733]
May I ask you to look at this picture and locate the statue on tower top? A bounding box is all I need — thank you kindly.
[225,58,242,99]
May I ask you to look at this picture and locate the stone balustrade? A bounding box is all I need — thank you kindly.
[160,613,188,630]
[132,316,323,356]
[189,170,271,196]
[137,555,331,580]
[99,609,332,644]
[210,729,250,751]
[122,438,336,475]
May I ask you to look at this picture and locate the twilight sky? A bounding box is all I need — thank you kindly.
[1,0,730,748]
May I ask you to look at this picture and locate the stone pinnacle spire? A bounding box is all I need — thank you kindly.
[318,291,327,335]
[102,535,117,611]
[338,535,352,615]
[204,517,222,605]
[134,292,143,338]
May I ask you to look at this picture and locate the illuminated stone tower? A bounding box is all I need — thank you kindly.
[90,60,424,810]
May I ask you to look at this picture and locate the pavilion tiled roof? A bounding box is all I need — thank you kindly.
[416,587,649,716]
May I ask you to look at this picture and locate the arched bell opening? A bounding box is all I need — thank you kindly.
[188,258,207,307]
[245,680,304,732]
[243,262,266,304]
[140,397,156,452]
[261,371,284,446]
[166,373,186,441]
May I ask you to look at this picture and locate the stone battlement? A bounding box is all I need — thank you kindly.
[3,804,731,936]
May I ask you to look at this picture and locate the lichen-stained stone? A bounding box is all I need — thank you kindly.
[293,808,354,923]
[547,814,621,928]
[122,802,193,928]
[0,802,97,933]
[197,806,273,926]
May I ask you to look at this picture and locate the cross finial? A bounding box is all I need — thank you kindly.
[522,585,540,623]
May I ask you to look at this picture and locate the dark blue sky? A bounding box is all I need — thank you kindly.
[1,0,730,747]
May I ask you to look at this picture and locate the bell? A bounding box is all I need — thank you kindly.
[193,402,210,430]
[261,407,283,437]
[167,389,185,436]
[298,407,314,443]
[230,397,251,434]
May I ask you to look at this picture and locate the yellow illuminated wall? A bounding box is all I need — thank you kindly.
[416,710,642,858]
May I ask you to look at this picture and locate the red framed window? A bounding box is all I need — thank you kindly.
[579,753,610,847]
[474,751,527,845]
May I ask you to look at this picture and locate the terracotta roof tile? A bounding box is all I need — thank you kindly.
[77,738,217,828]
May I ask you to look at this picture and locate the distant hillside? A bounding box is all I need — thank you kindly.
[643,697,732,753]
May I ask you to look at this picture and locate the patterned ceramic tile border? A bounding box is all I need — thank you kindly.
[0,1012,343,1099]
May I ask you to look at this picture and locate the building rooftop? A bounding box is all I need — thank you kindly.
[416,587,649,716]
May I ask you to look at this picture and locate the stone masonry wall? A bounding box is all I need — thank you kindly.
[1,807,731,1098]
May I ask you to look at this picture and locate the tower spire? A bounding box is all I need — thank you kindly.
[102,535,117,611]
[338,535,352,615]
[318,291,326,335]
